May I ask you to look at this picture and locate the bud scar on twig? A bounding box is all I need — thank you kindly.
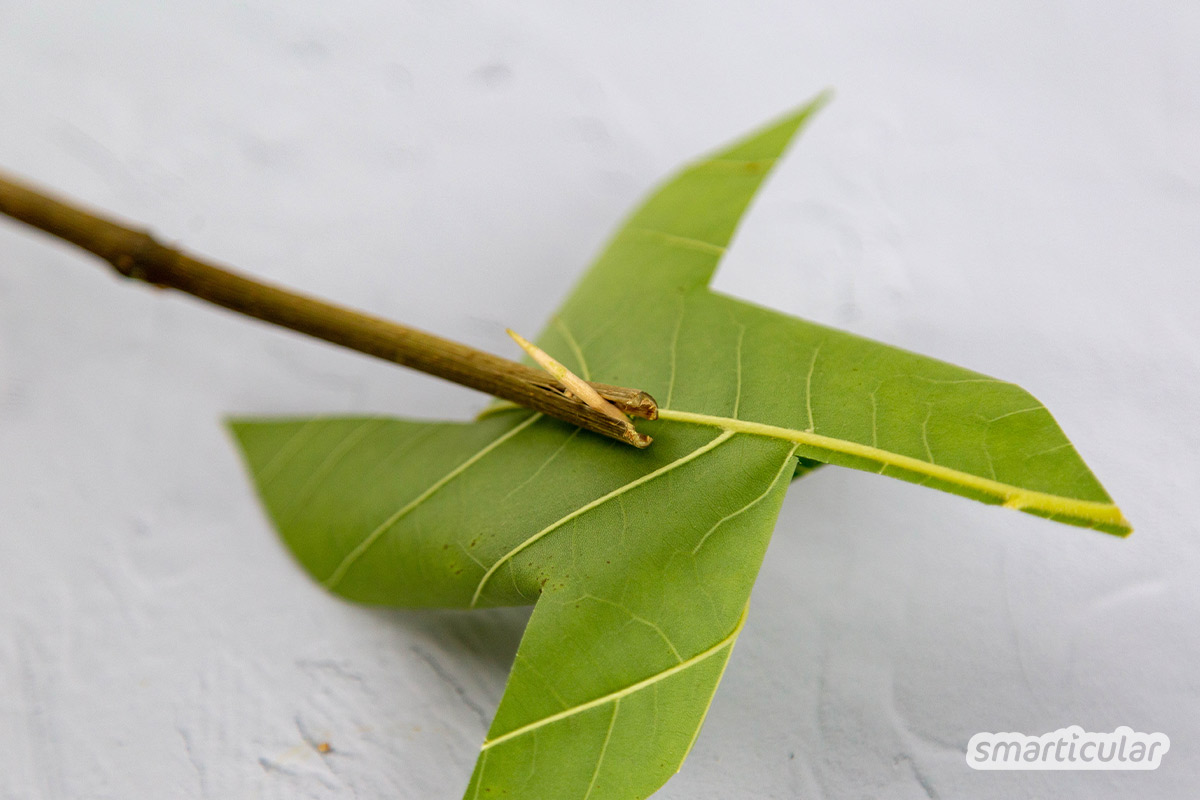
[508,329,651,448]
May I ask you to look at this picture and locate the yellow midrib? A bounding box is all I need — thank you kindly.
[481,605,747,751]
[656,409,1131,534]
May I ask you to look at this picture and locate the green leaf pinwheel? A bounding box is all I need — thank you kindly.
[230,95,1128,799]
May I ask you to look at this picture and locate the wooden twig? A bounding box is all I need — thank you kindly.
[0,169,656,447]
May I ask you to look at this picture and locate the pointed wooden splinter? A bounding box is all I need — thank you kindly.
[507,329,651,448]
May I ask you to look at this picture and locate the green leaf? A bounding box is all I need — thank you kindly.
[230,96,1128,799]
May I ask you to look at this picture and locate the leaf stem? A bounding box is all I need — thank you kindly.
[0,169,656,447]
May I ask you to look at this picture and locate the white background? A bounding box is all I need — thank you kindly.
[1,3,1197,798]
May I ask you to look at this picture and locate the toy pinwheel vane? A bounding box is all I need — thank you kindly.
[0,93,1128,800]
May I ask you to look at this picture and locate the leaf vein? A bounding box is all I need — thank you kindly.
[624,227,727,256]
[692,444,800,554]
[503,429,581,501]
[257,418,323,486]
[583,701,619,800]
[283,419,385,521]
[921,407,935,465]
[577,593,683,663]
[481,604,748,751]
[470,431,735,607]
[987,405,1045,424]
[322,413,541,590]
[804,343,822,432]
[553,316,591,381]
[665,297,686,409]
[733,322,746,419]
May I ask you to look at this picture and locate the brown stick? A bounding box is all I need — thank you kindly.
[0,169,656,447]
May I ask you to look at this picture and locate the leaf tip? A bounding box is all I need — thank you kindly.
[810,86,836,113]
[1109,509,1134,538]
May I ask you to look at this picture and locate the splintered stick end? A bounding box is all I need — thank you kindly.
[507,329,649,447]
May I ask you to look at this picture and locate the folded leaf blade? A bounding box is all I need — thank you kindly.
[539,112,1127,533]
[229,96,1129,800]
[466,437,797,799]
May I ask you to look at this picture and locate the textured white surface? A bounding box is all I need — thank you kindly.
[1,2,1198,797]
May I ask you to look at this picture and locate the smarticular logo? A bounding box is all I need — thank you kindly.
[967,726,1168,770]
